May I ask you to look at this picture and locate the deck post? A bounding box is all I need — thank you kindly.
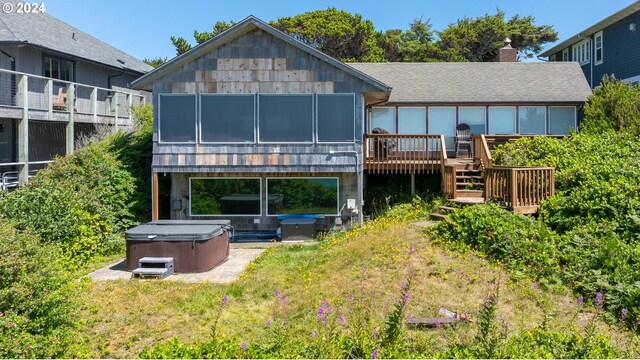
[45,79,53,119]
[127,93,133,125]
[114,93,119,131]
[17,74,28,185]
[66,84,75,154]
[510,168,518,211]
[91,87,98,123]
[411,173,415,196]
[152,172,159,221]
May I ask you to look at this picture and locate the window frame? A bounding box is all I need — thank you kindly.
[315,93,356,144]
[199,93,256,144]
[458,106,487,135]
[257,94,314,144]
[594,31,603,66]
[42,53,76,82]
[265,177,340,217]
[562,48,569,62]
[188,177,263,217]
[158,93,198,144]
[548,106,577,135]
[488,106,517,135]
[518,106,547,135]
[370,106,397,134]
[572,39,591,65]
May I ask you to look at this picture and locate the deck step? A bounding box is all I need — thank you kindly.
[430,212,447,220]
[450,197,486,205]
[456,189,484,197]
[438,205,457,212]
[456,182,484,186]
[131,267,172,280]
[456,175,483,180]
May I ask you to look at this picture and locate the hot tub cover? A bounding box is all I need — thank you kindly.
[126,221,229,241]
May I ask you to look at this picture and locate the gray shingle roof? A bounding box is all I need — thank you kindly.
[0,0,152,74]
[348,62,591,103]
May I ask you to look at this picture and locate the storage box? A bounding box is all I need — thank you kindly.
[280,218,317,240]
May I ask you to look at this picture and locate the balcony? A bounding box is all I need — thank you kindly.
[0,68,147,126]
[363,134,447,174]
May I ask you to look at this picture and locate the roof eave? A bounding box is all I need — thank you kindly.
[132,16,392,93]
[541,1,640,57]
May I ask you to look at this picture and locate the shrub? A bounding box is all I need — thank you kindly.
[0,139,136,268]
[582,75,640,135]
[0,218,77,358]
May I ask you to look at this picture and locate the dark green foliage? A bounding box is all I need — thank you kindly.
[143,57,167,68]
[365,175,441,217]
[582,75,640,135]
[0,219,77,358]
[430,204,560,282]
[271,8,385,62]
[0,138,136,268]
[108,104,154,220]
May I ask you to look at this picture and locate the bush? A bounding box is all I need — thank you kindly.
[0,218,77,358]
[582,75,640,135]
[0,139,136,268]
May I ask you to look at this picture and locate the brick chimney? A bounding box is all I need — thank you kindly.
[498,38,518,62]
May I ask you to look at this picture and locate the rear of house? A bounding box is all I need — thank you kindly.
[133,16,591,233]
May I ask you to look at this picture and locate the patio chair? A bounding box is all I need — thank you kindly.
[455,123,472,158]
[371,127,396,159]
[52,88,67,110]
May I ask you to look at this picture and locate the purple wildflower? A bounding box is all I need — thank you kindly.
[371,349,380,359]
[281,295,288,305]
[409,244,415,255]
[532,282,539,290]
[577,295,584,305]
[275,289,281,297]
[221,295,229,304]
[240,340,247,351]
[310,329,319,338]
[595,292,604,310]
[266,319,272,327]
[621,308,629,322]
[404,292,411,304]
[317,301,328,321]
[361,267,367,276]
[339,315,346,324]
[373,329,379,338]
[348,293,354,303]
[435,318,442,329]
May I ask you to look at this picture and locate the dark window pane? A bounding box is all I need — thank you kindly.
[317,94,354,142]
[159,94,196,142]
[549,107,575,135]
[518,107,545,134]
[201,95,254,142]
[267,178,338,215]
[190,178,261,215]
[259,95,312,142]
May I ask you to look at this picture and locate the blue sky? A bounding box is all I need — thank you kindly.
[44,0,635,61]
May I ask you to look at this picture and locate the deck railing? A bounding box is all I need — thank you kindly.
[0,68,147,126]
[442,164,457,199]
[484,167,555,214]
[363,134,445,174]
[473,134,565,170]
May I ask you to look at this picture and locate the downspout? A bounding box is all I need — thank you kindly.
[107,68,127,90]
[0,49,16,71]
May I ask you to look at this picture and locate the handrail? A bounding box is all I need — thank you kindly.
[484,166,555,214]
[473,134,493,170]
[363,133,443,174]
[0,68,144,97]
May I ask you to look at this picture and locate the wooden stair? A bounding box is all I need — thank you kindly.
[430,205,457,221]
[450,158,485,202]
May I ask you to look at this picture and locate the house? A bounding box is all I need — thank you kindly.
[132,16,591,231]
[0,0,152,188]
[541,1,640,88]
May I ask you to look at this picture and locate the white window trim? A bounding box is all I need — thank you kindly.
[199,93,256,144]
[562,48,569,62]
[265,177,340,216]
[572,38,591,65]
[158,94,198,144]
[594,31,603,66]
[189,177,263,217]
[316,93,356,144]
[549,54,556,62]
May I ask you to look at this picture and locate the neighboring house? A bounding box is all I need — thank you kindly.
[0,0,152,188]
[541,1,640,88]
[132,16,590,231]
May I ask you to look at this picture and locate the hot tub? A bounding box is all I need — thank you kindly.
[125,220,231,273]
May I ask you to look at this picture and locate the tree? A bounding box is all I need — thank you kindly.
[170,21,236,55]
[270,8,385,62]
[143,57,167,68]
[582,75,640,135]
[435,11,557,62]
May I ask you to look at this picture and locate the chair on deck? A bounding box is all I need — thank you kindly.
[455,123,472,158]
[52,88,67,110]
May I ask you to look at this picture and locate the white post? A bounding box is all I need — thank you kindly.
[127,93,133,125]
[114,92,119,131]
[91,87,98,123]
[17,75,29,185]
[66,84,75,154]
[45,79,53,119]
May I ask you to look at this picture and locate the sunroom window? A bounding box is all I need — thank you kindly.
[158,94,197,143]
[190,178,261,216]
[549,107,576,135]
[267,178,338,215]
[200,94,255,143]
[518,107,546,135]
[317,94,355,142]
[259,94,313,143]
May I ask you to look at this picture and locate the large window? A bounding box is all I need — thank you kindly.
[562,48,569,62]
[259,94,313,142]
[459,107,486,135]
[190,178,261,216]
[429,107,456,150]
[371,107,395,133]
[200,94,254,143]
[317,94,355,142]
[549,107,576,135]
[488,107,516,134]
[398,107,426,150]
[594,31,603,65]
[518,106,546,134]
[572,39,590,65]
[44,55,74,81]
[267,178,338,215]
[159,94,197,143]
